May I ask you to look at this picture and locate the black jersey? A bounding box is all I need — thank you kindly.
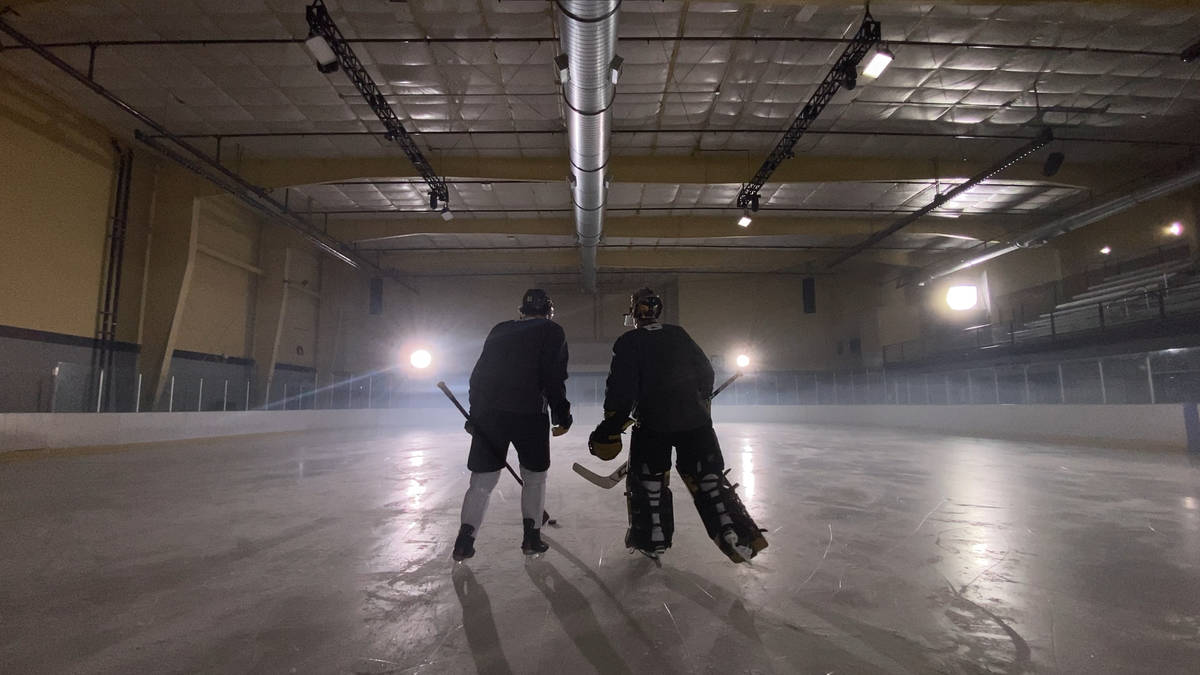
[468,318,571,423]
[602,323,715,432]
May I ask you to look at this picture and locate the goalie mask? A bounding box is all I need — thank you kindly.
[623,287,663,327]
[519,288,554,318]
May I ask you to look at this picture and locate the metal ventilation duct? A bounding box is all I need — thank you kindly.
[558,0,621,292]
[921,159,1200,283]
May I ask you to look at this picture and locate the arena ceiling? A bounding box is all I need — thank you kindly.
[2,0,1198,279]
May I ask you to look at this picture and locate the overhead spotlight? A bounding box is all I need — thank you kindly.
[1043,151,1065,177]
[861,46,894,79]
[555,53,570,84]
[1100,245,1112,255]
[410,349,432,369]
[1183,39,1200,63]
[735,354,751,369]
[738,209,753,228]
[303,34,339,74]
[946,285,978,311]
[1166,221,1184,236]
[440,208,454,222]
[609,55,624,85]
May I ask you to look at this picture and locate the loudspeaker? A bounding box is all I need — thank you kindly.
[1043,151,1065,177]
[369,277,383,315]
[802,277,816,314]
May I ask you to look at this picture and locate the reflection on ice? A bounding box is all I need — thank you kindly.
[741,446,755,502]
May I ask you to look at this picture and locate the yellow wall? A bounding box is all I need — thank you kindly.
[176,197,261,358]
[1051,191,1196,277]
[280,248,320,368]
[679,275,869,371]
[0,67,118,337]
[316,273,882,375]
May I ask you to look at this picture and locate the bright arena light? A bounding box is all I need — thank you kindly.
[945,285,978,311]
[1100,245,1112,255]
[736,354,751,369]
[1167,221,1183,236]
[861,46,894,79]
[410,349,432,369]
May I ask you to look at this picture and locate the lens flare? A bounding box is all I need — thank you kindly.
[410,349,432,369]
[946,285,978,311]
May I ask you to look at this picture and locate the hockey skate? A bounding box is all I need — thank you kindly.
[625,530,665,567]
[452,524,476,563]
[521,518,549,557]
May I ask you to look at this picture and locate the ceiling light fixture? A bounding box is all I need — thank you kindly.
[555,53,570,84]
[1182,39,1200,63]
[440,208,454,222]
[303,33,338,74]
[1167,221,1183,236]
[1100,245,1112,255]
[738,209,752,227]
[609,55,624,85]
[861,46,893,79]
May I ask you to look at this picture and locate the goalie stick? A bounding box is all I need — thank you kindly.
[572,371,743,489]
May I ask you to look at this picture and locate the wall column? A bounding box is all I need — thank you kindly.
[250,233,292,409]
[138,166,200,411]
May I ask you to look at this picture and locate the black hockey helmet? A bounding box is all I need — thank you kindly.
[520,288,554,318]
[625,287,663,326]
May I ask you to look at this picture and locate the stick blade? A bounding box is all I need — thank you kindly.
[572,462,622,489]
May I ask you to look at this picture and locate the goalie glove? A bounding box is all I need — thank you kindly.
[588,412,633,461]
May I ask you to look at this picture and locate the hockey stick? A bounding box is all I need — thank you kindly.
[572,371,743,489]
[437,381,555,526]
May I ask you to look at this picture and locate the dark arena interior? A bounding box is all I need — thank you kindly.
[2,1,1199,673]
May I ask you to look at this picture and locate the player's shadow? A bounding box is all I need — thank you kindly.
[524,558,634,675]
[542,535,658,650]
[452,565,514,675]
[660,565,766,647]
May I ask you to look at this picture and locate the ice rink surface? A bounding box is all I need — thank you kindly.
[2,420,1199,674]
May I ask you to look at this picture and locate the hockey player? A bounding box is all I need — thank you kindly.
[588,288,767,563]
[452,289,572,561]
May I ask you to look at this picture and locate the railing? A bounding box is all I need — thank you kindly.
[3,348,1198,414]
[885,275,1200,365]
[704,345,1198,407]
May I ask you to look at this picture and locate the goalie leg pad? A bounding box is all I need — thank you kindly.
[676,429,767,563]
[624,463,674,554]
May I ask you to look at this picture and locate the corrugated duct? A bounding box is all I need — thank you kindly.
[557,0,620,292]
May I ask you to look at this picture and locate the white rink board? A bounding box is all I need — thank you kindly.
[1,403,1189,452]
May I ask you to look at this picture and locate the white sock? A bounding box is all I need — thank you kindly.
[519,466,547,526]
[460,470,501,533]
